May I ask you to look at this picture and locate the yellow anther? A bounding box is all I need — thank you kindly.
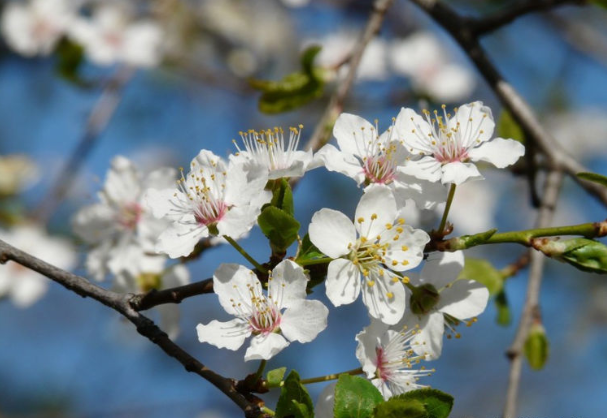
[371,213,378,220]
[385,223,393,230]
[401,245,409,252]
[402,276,410,284]
[367,280,375,287]
[401,260,409,266]
[357,217,364,223]
[386,292,394,299]
[398,218,405,225]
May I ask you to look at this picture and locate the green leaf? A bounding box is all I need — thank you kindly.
[374,398,428,418]
[495,289,511,326]
[250,45,325,114]
[297,233,324,261]
[377,388,454,418]
[524,323,549,371]
[497,110,525,143]
[54,37,88,87]
[577,172,607,188]
[258,206,300,253]
[269,178,295,216]
[457,258,503,296]
[334,375,383,418]
[275,370,314,418]
[266,367,287,388]
[536,237,607,274]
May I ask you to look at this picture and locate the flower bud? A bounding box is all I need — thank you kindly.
[534,237,607,274]
[410,283,440,315]
[524,322,549,371]
[136,272,162,292]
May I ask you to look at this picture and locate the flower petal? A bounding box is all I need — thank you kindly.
[72,203,117,244]
[361,272,407,325]
[309,209,356,258]
[399,311,444,360]
[355,319,389,377]
[419,251,465,290]
[213,263,259,317]
[395,108,435,155]
[102,156,141,205]
[333,113,375,157]
[356,185,396,239]
[384,226,430,272]
[393,172,448,210]
[399,156,443,183]
[144,187,182,221]
[438,279,489,319]
[449,101,495,147]
[440,161,483,185]
[325,259,360,307]
[11,274,47,308]
[245,333,290,361]
[315,382,337,418]
[268,260,307,309]
[468,137,525,168]
[157,304,181,339]
[314,144,365,184]
[281,300,329,343]
[155,220,207,258]
[196,318,250,350]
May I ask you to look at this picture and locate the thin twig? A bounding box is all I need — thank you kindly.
[471,0,584,36]
[503,169,563,418]
[130,278,213,311]
[0,239,266,418]
[32,66,136,223]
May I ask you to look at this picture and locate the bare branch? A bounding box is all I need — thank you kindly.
[130,278,213,311]
[471,0,584,36]
[32,66,135,223]
[410,0,607,208]
[0,239,265,418]
[504,169,563,418]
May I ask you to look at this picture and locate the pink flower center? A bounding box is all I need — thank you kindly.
[194,200,228,226]
[249,303,281,336]
[433,141,469,164]
[118,202,143,230]
[375,346,392,382]
[362,155,397,184]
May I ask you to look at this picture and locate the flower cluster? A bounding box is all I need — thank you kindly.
[68,100,521,399]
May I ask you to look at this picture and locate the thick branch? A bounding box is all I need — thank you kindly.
[0,239,264,418]
[410,0,607,207]
[471,0,584,36]
[130,278,213,311]
[32,66,135,223]
[504,170,563,418]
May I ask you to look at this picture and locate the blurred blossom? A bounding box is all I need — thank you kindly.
[1,0,76,56]
[544,108,607,160]
[0,224,76,307]
[0,155,39,197]
[390,31,475,102]
[281,0,310,8]
[309,31,389,81]
[69,1,164,68]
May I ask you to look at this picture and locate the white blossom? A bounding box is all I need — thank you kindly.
[309,185,429,324]
[232,125,313,179]
[390,32,475,103]
[399,251,489,359]
[196,260,329,361]
[395,101,525,185]
[0,154,39,196]
[356,319,432,399]
[73,156,176,281]
[69,2,163,68]
[0,224,75,307]
[145,150,271,258]
[1,0,75,57]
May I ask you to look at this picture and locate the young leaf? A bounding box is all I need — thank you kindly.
[457,258,503,296]
[378,388,454,418]
[495,289,511,326]
[497,110,525,143]
[258,206,300,253]
[269,178,295,216]
[275,370,314,418]
[334,375,384,418]
[297,233,324,261]
[266,367,287,388]
[577,172,607,188]
[373,398,428,418]
[524,323,549,371]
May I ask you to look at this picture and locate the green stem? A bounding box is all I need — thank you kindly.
[261,407,275,416]
[223,235,268,273]
[296,257,332,267]
[438,184,457,235]
[299,367,363,385]
[253,360,267,383]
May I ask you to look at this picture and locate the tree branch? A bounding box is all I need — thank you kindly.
[32,66,135,224]
[130,278,213,311]
[503,169,563,418]
[471,0,584,36]
[410,0,607,207]
[0,239,265,418]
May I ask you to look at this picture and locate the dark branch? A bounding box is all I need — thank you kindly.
[0,239,264,418]
[130,278,213,311]
[471,0,585,36]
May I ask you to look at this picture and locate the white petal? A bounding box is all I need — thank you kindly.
[309,209,356,258]
[144,167,177,191]
[314,144,365,184]
[144,188,181,220]
[399,311,444,360]
[245,333,290,361]
[224,157,269,207]
[72,203,116,244]
[213,263,259,317]
[393,173,448,210]
[355,320,388,377]
[11,273,47,307]
[268,260,307,309]
[196,319,250,350]
[155,221,207,258]
[419,251,465,290]
[281,300,329,343]
[438,279,489,320]
[468,138,525,168]
[103,156,142,205]
[399,156,443,183]
[333,113,375,157]
[325,259,360,307]
[217,205,260,239]
[361,272,407,325]
[356,185,396,239]
[449,101,495,147]
[394,108,435,155]
[157,304,181,339]
[383,226,430,272]
[86,241,111,281]
[440,162,483,185]
[162,264,190,287]
[315,382,337,418]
